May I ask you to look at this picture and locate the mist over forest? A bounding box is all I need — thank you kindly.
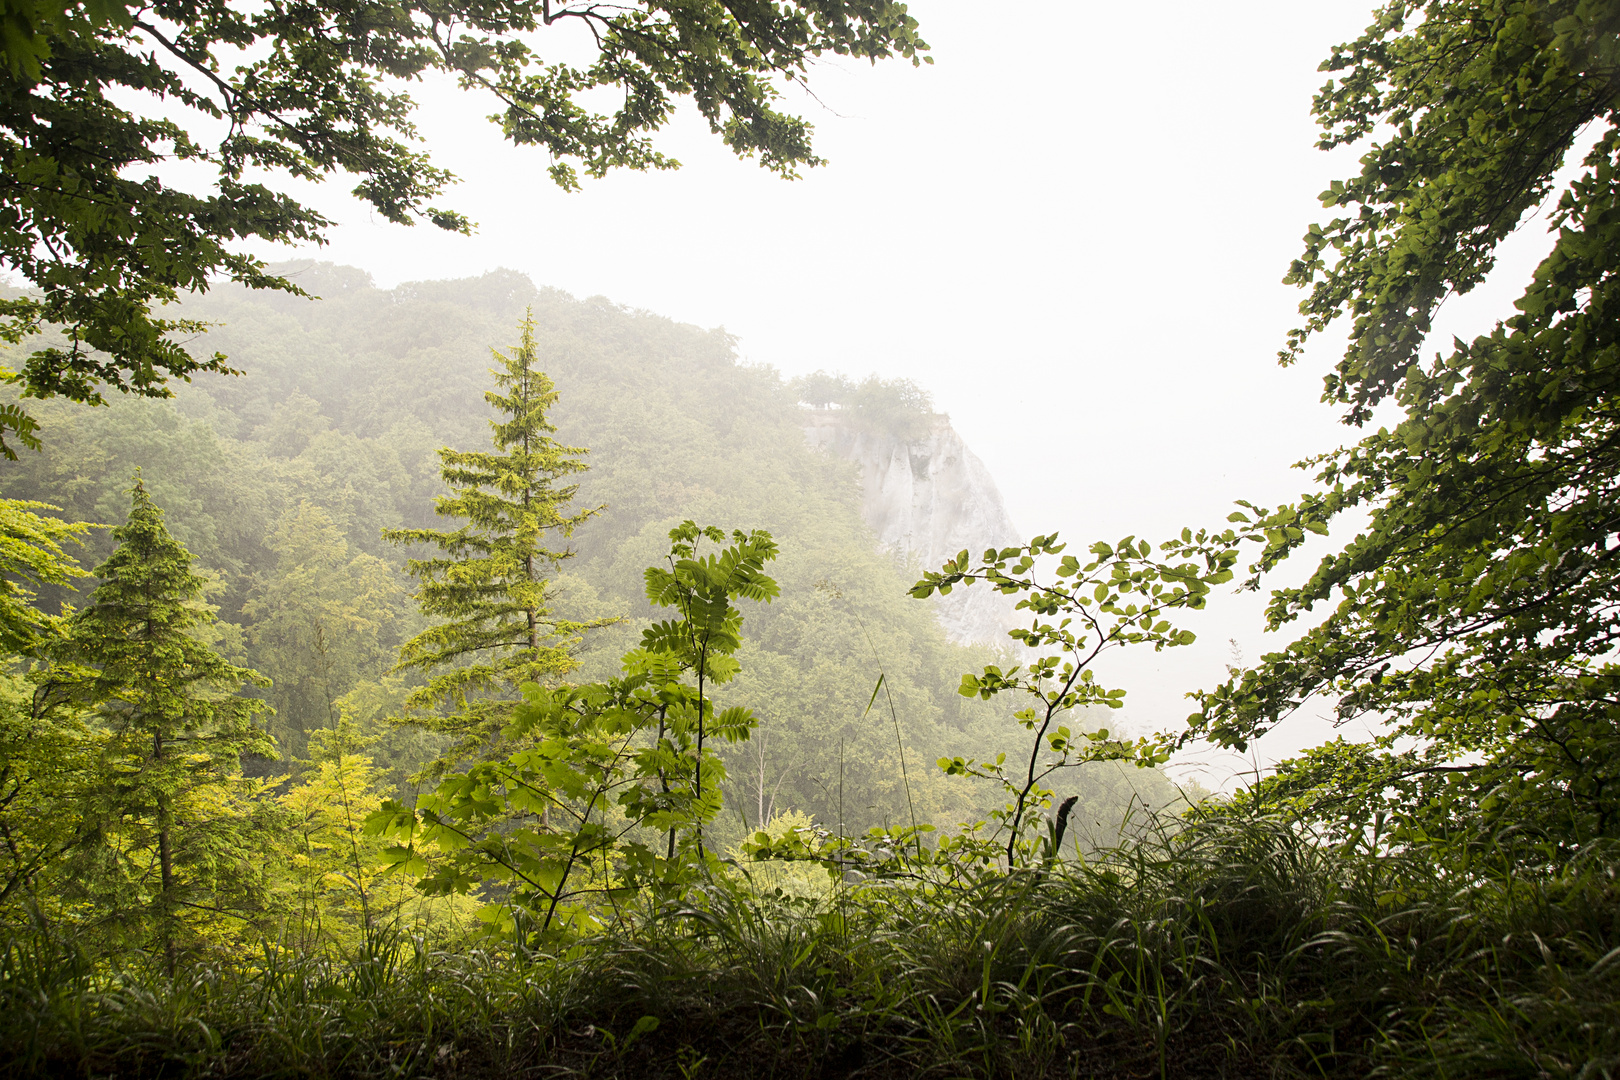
[4,1,1619,1077]
[1,263,1182,843]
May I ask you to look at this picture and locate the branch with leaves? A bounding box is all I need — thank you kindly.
[910,528,1257,868]
[1187,1,1620,855]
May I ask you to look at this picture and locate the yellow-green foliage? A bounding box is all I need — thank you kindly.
[729,809,831,901]
[277,745,476,948]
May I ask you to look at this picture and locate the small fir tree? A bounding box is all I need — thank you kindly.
[36,476,273,970]
[386,312,603,756]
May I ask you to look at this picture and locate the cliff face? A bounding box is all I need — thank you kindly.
[804,410,1024,645]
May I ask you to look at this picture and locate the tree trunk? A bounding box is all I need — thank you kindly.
[154,731,177,975]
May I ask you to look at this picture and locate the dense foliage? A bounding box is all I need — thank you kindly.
[0,268,1185,841]
[8,813,1617,1079]
[0,279,1194,1016]
[1191,0,1620,858]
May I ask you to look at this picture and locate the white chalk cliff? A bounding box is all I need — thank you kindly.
[803,410,1025,645]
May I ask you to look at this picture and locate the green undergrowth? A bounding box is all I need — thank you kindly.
[5,813,1617,1080]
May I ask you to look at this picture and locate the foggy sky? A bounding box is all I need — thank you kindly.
[238,1,1571,787]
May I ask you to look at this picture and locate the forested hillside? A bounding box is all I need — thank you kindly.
[8,2,1620,1075]
[0,262,1177,839]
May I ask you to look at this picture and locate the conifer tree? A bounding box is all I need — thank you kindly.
[36,476,272,970]
[387,313,602,755]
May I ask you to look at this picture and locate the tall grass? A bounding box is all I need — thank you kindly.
[6,811,1617,1078]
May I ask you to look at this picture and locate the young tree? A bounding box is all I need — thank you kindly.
[36,477,273,969]
[0,672,100,934]
[277,718,421,947]
[369,522,777,941]
[910,530,1243,870]
[387,313,602,755]
[0,0,930,457]
[1189,1,1620,853]
[0,500,94,932]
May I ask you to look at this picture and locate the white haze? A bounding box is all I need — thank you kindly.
[237,0,1570,788]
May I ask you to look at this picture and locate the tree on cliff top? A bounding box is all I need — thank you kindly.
[790,371,935,439]
[0,0,930,457]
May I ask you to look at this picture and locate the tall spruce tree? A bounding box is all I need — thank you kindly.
[36,476,272,970]
[387,313,602,755]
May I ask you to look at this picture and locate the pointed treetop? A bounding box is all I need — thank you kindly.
[80,471,206,631]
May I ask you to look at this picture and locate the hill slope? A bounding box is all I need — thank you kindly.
[0,263,1181,836]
